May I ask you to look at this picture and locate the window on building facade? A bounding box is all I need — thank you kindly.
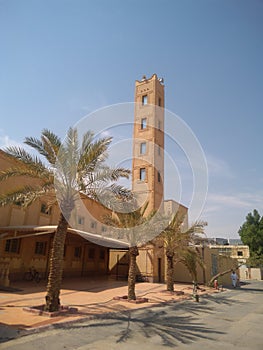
[78,216,85,225]
[139,168,146,181]
[158,97,162,107]
[5,239,21,254]
[88,248,95,259]
[158,171,161,183]
[141,118,147,130]
[40,203,51,215]
[158,120,161,130]
[74,246,82,258]
[90,221,97,229]
[158,145,161,156]
[35,241,47,255]
[219,248,231,256]
[237,251,243,256]
[142,95,148,105]
[101,226,107,232]
[140,142,146,155]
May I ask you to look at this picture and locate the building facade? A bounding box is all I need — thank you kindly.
[0,74,241,287]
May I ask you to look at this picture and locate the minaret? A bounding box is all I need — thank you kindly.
[132,74,165,214]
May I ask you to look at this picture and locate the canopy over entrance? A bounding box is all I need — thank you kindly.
[0,225,130,249]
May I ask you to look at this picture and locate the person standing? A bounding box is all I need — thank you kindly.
[231,270,238,288]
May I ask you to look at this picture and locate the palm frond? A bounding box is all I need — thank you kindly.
[0,185,55,208]
[78,136,112,174]
[42,129,62,149]
[0,166,53,183]
[25,129,62,165]
[80,130,94,155]
[103,213,120,227]
[79,167,130,194]
[4,146,45,168]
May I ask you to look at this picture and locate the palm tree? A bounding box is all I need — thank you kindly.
[0,128,130,311]
[161,213,206,292]
[179,248,205,283]
[104,201,153,300]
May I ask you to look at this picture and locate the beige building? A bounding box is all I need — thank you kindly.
[209,244,250,265]
[0,149,128,286]
[173,245,240,287]
[0,74,240,288]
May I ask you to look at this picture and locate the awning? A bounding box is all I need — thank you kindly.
[0,225,129,249]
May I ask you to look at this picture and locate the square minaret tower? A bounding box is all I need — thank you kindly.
[132,74,165,213]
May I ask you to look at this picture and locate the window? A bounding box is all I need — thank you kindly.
[158,120,161,130]
[78,216,85,225]
[139,168,146,181]
[99,249,105,260]
[101,226,107,233]
[74,247,82,258]
[218,248,231,256]
[141,118,147,130]
[140,142,146,155]
[88,248,95,259]
[35,241,47,255]
[158,145,161,156]
[237,251,243,257]
[90,221,97,229]
[158,171,161,183]
[40,203,51,215]
[142,95,148,105]
[158,97,162,107]
[5,239,21,254]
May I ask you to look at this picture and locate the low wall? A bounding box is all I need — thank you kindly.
[239,267,263,280]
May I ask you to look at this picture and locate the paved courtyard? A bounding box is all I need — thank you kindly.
[0,280,262,349]
[0,277,211,339]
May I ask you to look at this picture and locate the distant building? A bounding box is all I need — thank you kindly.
[228,238,243,245]
[209,244,250,265]
[215,238,229,245]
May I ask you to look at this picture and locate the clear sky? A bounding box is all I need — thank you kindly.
[0,0,263,239]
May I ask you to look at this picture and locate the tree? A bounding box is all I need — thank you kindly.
[0,128,130,311]
[161,213,206,292]
[180,248,205,283]
[238,209,263,267]
[104,201,154,300]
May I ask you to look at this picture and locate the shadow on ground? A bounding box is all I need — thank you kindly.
[0,323,21,343]
[53,294,240,347]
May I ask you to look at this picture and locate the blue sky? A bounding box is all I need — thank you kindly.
[0,0,263,238]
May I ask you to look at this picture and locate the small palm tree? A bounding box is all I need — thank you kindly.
[162,213,206,292]
[0,128,130,311]
[179,248,205,282]
[104,201,153,300]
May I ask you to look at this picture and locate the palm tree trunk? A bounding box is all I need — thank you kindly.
[208,264,241,287]
[166,251,174,292]
[128,246,139,300]
[45,213,68,312]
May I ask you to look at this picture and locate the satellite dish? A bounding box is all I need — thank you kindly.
[158,77,164,83]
